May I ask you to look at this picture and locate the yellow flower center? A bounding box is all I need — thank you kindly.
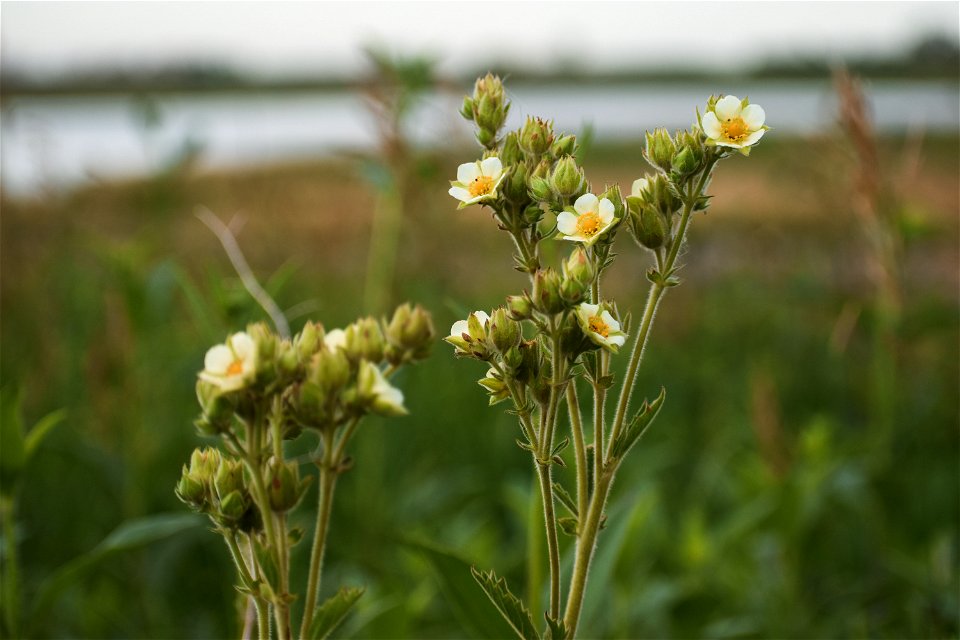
[468,175,495,198]
[588,315,610,338]
[721,116,749,142]
[576,211,603,237]
[226,359,245,376]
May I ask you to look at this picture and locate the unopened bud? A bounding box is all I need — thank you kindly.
[344,317,384,363]
[267,458,304,512]
[562,248,595,285]
[518,116,553,157]
[599,184,625,220]
[175,467,207,509]
[551,134,577,157]
[532,268,565,314]
[550,156,584,198]
[384,303,435,364]
[629,202,666,250]
[477,369,510,405]
[560,277,587,304]
[489,307,521,353]
[309,345,351,393]
[506,294,533,320]
[505,163,529,205]
[645,128,675,173]
[295,322,323,362]
[217,490,249,524]
[214,458,246,503]
[459,95,475,121]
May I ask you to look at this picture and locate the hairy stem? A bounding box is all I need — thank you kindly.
[299,429,339,638]
[566,384,588,517]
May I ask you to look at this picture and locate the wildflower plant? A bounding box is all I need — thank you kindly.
[176,305,434,639]
[448,74,766,638]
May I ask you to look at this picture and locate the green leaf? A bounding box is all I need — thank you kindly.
[551,482,578,518]
[253,537,280,598]
[307,586,365,640]
[405,540,516,639]
[30,513,203,630]
[609,387,666,461]
[557,517,578,537]
[470,567,540,640]
[24,409,66,460]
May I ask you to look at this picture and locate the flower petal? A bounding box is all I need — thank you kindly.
[598,198,615,223]
[449,186,471,202]
[574,193,599,215]
[715,95,741,121]
[609,335,626,347]
[473,311,490,326]
[480,156,503,179]
[204,345,233,374]
[741,104,765,129]
[631,178,649,197]
[457,162,480,184]
[230,332,255,359]
[324,328,346,350]
[701,111,722,139]
[579,302,600,317]
[600,310,620,331]
[450,320,469,337]
[557,211,578,235]
[742,129,766,147]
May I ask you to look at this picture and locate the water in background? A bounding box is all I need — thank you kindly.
[1,80,957,197]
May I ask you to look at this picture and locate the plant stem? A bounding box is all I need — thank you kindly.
[535,460,561,621]
[299,429,339,638]
[566,384,588,517]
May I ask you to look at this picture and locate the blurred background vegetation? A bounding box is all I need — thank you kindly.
[1,4,958,638]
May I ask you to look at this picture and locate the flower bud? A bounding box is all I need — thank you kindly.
[501,131,522,166]
[384,303,435,364]
[276,339,300,379]
[267,458,304,512]
[472,73,509,146]
[503,345,524,372]
[562,247,595,286]
[672,146,698,177]
[644,128,675,173]
[550,156,584,198]
[190,447,222,480]
[295,321,323,362]
[551,134,577,157]
[506,294,533,321]
[599,184,625,220]
[217,490,250,525]
[488,307,521,353]
[175,466,207,509]
[358,360,407,416]
[445,311,490,358]
[459,95,475,121]
[629,203,667,250]
[214,458,246,503]
[477,368,510,405]
[344,317,385,363]
[671,131,705,178]
[560,277,587,305]
[532,268,565,315]
[518,116,554,157]
[505,163,530,205]
[309,344,351,393]
[196,380,234,429]
[246,323,278,383]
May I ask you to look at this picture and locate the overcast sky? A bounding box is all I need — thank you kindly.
[2,1,958,78]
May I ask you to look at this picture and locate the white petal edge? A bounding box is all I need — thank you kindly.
[598,198,615,222]
[701,111,722,139]
[609,335,627,347]
[715,95,741,121]
[579,303,600,317]
[230,333,255,359]
[631,178,648,197]
[324,328,346,350]
[742,129,766,146]
[204,345,233,374]
[449,186,471,201]
[450,320,469,337]
[741,104,765,129]
[480,156,503,178]
[457,162,480,184]
[556,211,578,235]
[600,310,619,330]
[472,311,491,325]
[574,193,598,215]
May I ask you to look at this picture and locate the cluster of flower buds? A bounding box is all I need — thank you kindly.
[460,73,510,149]
[176,447,258,530]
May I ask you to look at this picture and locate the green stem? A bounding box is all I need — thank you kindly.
[247,535,271,640]
[299,430,340,638]
[536,460,561,621]
[566,384,588,518]
[525,475,544,620]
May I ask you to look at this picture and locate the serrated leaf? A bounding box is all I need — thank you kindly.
[470,567,540,640]
[406,540,516,639]
[551,482,578,518]
[609,387,666,461]
[307,586,364,640]
[558,517,578,537]
[545,613,568,639]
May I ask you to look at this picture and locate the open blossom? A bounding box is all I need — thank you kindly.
[448,157,505,208]
[200,332,257,392]
[359,361,407,416]
[701,96,766,151]
[556,193,617,246]
[445,311,490,352]
[575,303,627,353]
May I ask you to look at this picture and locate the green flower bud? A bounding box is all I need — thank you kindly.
[551,134,577,157]
[562,247,595,286]
[217,490,250,525]
[477,369,510,405]
[671,131,706,178]
[213,458,246,503]
[276,339,300,379]
[309,345,351,393]
[505,163,530,205]
[476,128,496,148]
[529,176,553,202]
[459,95,475,121]
[550,156,584,199]
[503,345,524,372]
[506,294,533,321]
[518,116,554,157]
[384,303,435,364]
[515,340,542,386]
[599,184,625,220]
[190,447,222,480]
[651,174,682,215]
[358,360,407,416]
[489,307,521,353]
[644,127,675,173]
[472,73,509,146]
[267,458,304,512]
[560,277,587,305]
[344,317,385,363]
[629,203,667,250]
[175,467,207,509]
[672,146,698,177]
[501,131,522,166]
[295,321,323,362]
[246,323,278,383]
[532,268,565,315]
[195,380,234,429]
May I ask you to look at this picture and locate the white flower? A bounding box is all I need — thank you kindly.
[575,303,627,353]
[556,193,617,246]
[359,361,407,416]
[701,96,766,151]
[448,157,506,208]
[445,311,490,352]
[631,178,650,198]
[324,328,346,351]
[199,332,257,392]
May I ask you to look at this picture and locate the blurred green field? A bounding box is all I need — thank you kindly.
[1,132,958,638]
